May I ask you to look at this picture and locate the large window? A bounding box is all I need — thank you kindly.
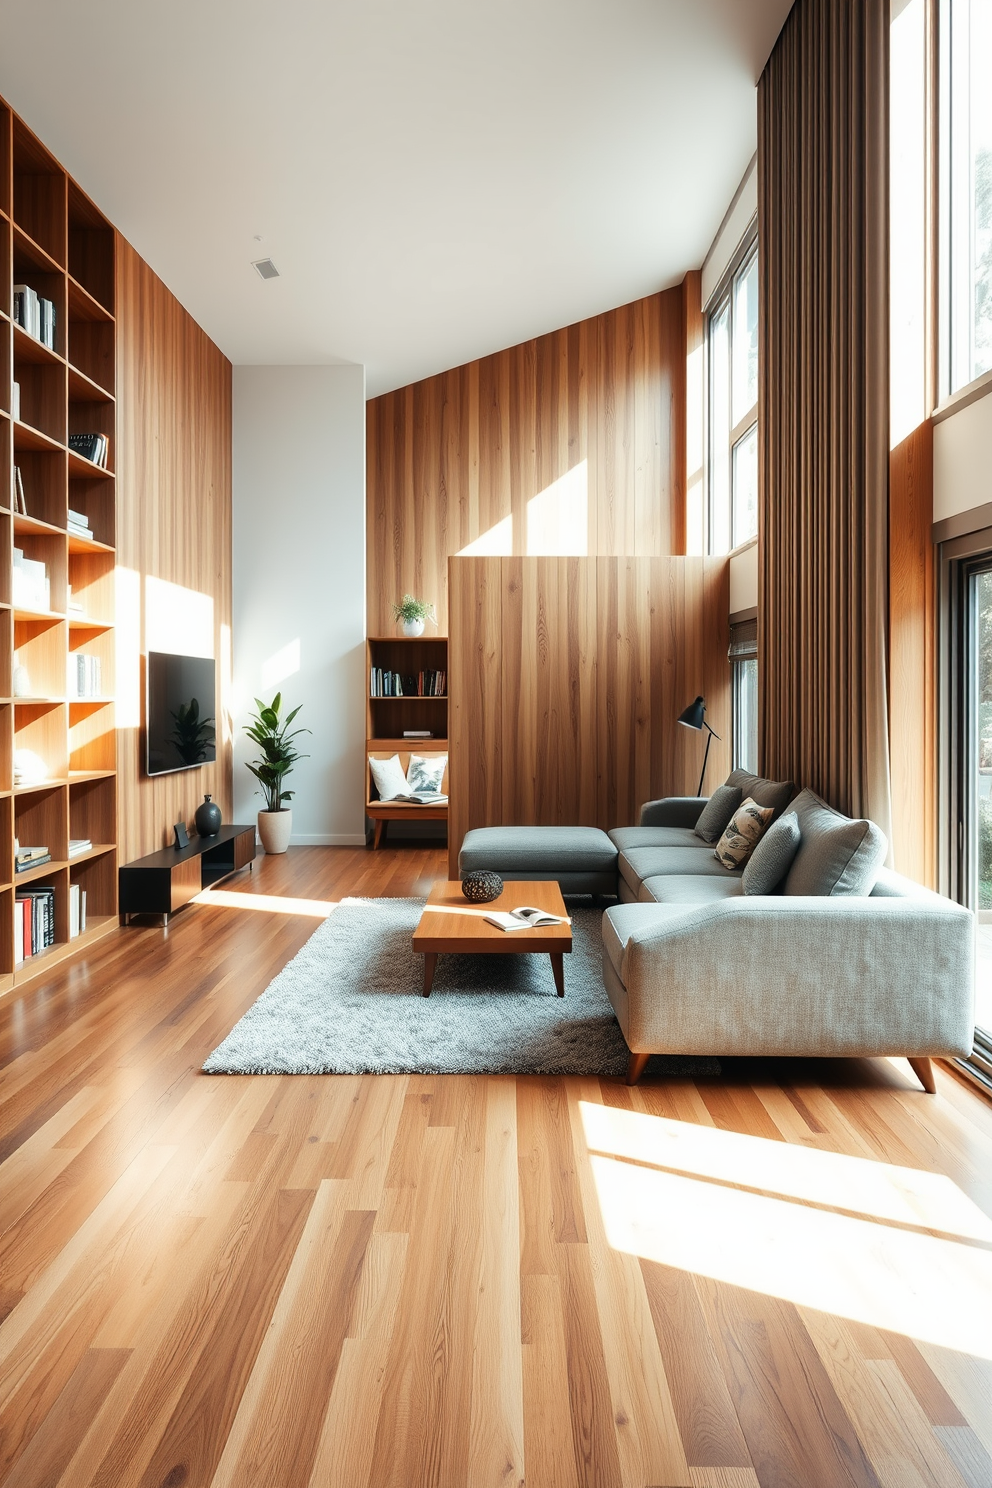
[729,618,758,772]
[708,236,759,553]
[945,0,992,393]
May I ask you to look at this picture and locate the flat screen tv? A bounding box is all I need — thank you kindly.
[146,651,217,777]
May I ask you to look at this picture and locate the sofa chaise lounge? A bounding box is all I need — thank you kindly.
[458,769,975,1088]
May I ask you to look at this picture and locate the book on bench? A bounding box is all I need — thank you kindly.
[484,906,569,931]
[388,791,447,805]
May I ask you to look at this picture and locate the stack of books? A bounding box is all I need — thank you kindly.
[15,887,56,962]
[68,434,109,470]
[69,838,92,858]
[68,653,102,698]
[67,506,95,542]
[13,285,57,351]
[13,749,49,787]
[15,844,51,875]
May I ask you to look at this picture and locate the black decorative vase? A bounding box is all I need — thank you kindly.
[461,870,503,904]
[194,794,222,837]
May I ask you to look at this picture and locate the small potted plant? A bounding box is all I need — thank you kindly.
[243,693,309,854]
[392,594,437,637]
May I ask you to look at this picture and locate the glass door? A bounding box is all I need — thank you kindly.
[963,564,992,1075]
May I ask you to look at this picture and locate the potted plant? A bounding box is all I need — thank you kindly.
[243,693,309,854]
[392,594,437,637]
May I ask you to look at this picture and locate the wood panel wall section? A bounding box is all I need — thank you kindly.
[367,285,690,635]
[889,419,935,886]
[116,239,233,864]
[447,555,730,875]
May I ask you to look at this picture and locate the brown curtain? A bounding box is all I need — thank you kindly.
[757,0,892,837]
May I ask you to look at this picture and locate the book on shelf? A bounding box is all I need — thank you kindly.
[69,883,87,939]
[68,433,108,469]
[69,839,92,858]
[13,284,39,339]
[483,906,570,932]
[11,380,20,422]
[67,508,90,531]
[370,667,446,698]
[15,852,51,873]
[403,730,433,739]
[38,297,57,351]
[68,652,102,698]
[15,887,57,961]
[12,548,50,611]
[13,465,27,516]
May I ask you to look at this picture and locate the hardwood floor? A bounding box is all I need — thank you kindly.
[1,845,992,1488]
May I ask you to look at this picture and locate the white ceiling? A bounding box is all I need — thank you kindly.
[0,0,791,397]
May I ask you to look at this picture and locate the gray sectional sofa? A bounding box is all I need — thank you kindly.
[458,768,976,1089]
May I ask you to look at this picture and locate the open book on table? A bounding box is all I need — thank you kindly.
[483,905,570,931]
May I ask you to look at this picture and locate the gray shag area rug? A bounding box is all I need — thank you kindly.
[203,896,720,1079]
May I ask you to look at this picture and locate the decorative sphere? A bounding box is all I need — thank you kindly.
[461,870,503,904]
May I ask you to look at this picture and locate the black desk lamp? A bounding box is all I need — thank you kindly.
[677,695,721,797]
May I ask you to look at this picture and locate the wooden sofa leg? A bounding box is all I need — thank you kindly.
[626,1051,651,1086]
[908,1056,937,1094]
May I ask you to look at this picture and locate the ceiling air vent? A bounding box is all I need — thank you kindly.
[252,258,280,280]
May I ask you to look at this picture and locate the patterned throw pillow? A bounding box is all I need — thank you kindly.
[713,796,775,870]
[406,753,447,795]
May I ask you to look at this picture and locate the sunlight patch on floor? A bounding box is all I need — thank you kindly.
[193,889,338,917]
[581,1102,992,1358]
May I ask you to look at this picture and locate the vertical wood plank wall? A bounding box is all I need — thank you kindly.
[116,239,233,863]
[367,287,689,634]
[447,556,730,875]
[889,420,936,886]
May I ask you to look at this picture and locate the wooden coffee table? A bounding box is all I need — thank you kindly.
[412,880,572,997]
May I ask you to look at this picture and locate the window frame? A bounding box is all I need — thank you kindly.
[705,224,759,555]
[729,616,758,773]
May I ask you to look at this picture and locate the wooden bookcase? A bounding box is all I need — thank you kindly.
[366,635,447,848]
[0,97,118,991]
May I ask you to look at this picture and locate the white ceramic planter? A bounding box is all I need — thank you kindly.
[258,808,292,854]
[402,617,425,637]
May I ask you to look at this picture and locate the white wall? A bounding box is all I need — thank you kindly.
[730,541,758,614]
[233,365,367,844]
[701,157,757,308]
[933,389,992,524]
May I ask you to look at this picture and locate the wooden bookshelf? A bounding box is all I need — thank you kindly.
[0,97,117,987]
[366,635,447,848]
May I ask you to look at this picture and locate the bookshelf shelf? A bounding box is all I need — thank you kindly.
[2,94,118,985]
[365,635,448,849]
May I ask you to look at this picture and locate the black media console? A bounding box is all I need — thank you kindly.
[119,825,256,924]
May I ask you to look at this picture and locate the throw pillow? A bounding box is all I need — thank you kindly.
[368,753,410,801]
[714,796,775,870]
[725,768,796,821]
[406,753,447,795]
[782,788,887,896]
[694,783,743,843]
[742,810,802,895]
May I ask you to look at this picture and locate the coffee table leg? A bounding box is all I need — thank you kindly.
[550,953,565,998]
[423,953,437,997]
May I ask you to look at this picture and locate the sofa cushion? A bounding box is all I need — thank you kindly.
[459,825,617,875]
[726,768,796,821]
[619,845,743,893]
[609,826,711,852]
[639,874,745,904]
[742,810,802,895]
[693,784,743,843]
[782,789,887,896]
[714,798,774,870]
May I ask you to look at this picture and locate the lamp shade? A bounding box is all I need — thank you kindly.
[677,696,706,731]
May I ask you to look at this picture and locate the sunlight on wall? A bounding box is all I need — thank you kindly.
[526,461,587,555]
[458,514,513,557]
[580,1102,992,1359]
[115,566,141,730]
[220,622,233,746]
[261,638,302,691]
[685,343,706,555]
[890,0,927,446]
[146,576,214,658]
